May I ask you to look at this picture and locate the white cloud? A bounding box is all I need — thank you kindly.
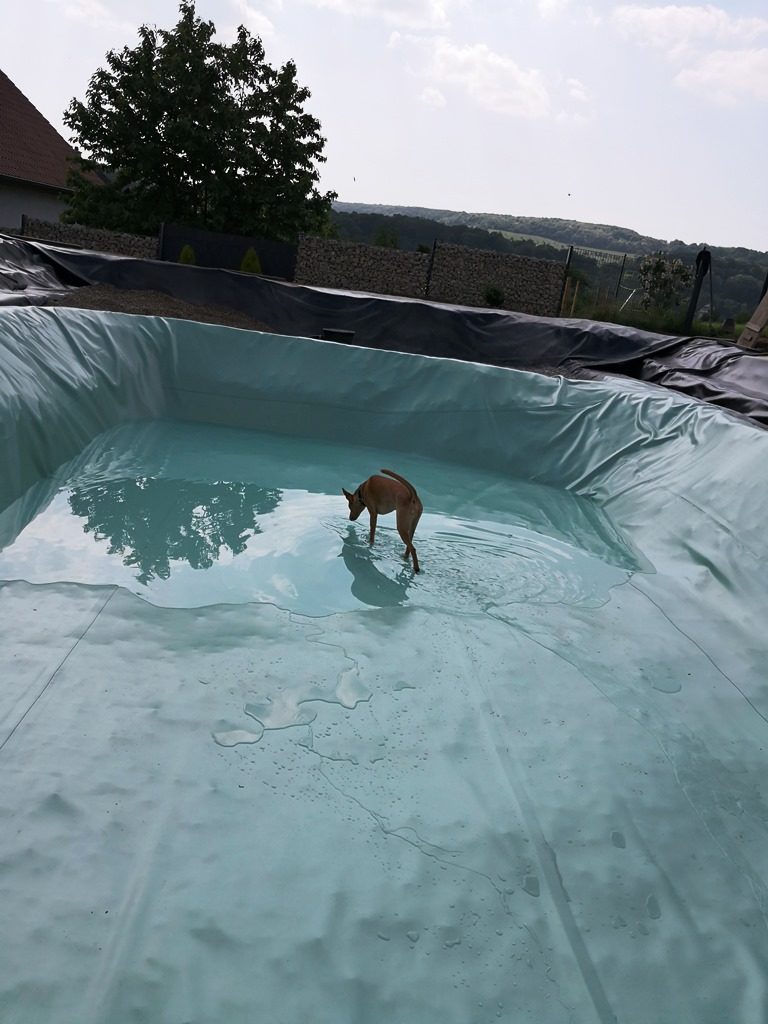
[566,77,588,102]
[231,0,276,38]
[424,38,551,117]
[555,110,590,126]
[555,76,594,124]
[585,5,602,27]
[301,0,461,31]
[613,5,768,105]
[533,0,603,25]
[45,0,133,32]
[676,47,768,104]
[613,4,768,58]
[420,85,448,107]
[537,0,570,18]
[62,0,109,19]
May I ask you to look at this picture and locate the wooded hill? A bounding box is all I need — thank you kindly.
[332,202,768,319]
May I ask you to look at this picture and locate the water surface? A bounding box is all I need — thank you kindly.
[0,420,640,615]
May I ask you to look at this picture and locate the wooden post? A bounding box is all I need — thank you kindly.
[738,290,768,350]
[569,279,580,317]
[559,276,571,316]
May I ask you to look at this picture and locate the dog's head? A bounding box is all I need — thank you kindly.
[342,487,365,521]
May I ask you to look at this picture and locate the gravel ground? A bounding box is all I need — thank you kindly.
[45,283,277,333]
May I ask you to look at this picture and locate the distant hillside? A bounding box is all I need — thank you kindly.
[329,207,566,262]
[334,201,765,258]
[332,202,768,319]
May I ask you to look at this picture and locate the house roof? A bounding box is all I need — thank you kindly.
[0,69,78,192]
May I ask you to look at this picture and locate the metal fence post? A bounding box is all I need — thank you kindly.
[558,246,573,315]
[425,239,437,299]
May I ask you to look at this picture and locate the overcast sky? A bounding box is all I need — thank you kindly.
[2,0,767,250]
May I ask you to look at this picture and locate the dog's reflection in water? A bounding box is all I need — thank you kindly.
[338,527,413,608]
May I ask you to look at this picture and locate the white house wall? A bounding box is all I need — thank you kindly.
[0,180,68,231]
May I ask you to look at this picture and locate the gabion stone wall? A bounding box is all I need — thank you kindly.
[21,217,158,260]
[296,236,565,316]
[20,219,565,316]
[429,243,565,316]
[295,236,429,298]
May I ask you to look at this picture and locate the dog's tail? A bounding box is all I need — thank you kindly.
[381,468,418,499]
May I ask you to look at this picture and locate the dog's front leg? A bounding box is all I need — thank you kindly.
[368,510,378,546]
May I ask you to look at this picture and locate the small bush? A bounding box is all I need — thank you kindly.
[240,247,262,274]
[373,227,399,249]
[178,244,196,265]
[637,251,691,311]
[483,285,505,308]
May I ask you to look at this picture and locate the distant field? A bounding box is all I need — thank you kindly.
[499,230,627,257]
[499,230,571,249]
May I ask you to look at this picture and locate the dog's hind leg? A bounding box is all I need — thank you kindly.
[396,520,420,572]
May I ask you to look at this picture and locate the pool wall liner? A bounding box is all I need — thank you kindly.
[4,234,768,425]
[1,237,679,372]
[0,303,764,517]
[1,304,767,1023]
[1,303,765,641]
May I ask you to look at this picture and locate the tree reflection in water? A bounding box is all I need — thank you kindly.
[68,477,281,584]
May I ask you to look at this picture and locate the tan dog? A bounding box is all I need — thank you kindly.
[343,469,423,572]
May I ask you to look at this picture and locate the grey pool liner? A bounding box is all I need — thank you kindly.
[0,305,767,1023]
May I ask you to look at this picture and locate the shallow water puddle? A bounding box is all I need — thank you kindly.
[0,420,638,615]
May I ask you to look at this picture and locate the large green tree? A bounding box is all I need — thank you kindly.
[63,1,335,240]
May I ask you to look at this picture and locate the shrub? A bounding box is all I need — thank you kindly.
[483,285,505,308]
[373,226,399,249]
[638,251,691,311]
[240,247,262,274]
[178,244,196,265]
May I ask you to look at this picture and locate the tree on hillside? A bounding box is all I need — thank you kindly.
[63,0,336,240]
[722,272,764,313]
[372,225,399,249]
[638,251,692,311]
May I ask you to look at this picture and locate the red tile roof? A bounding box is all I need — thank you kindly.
[0,69,78,191]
